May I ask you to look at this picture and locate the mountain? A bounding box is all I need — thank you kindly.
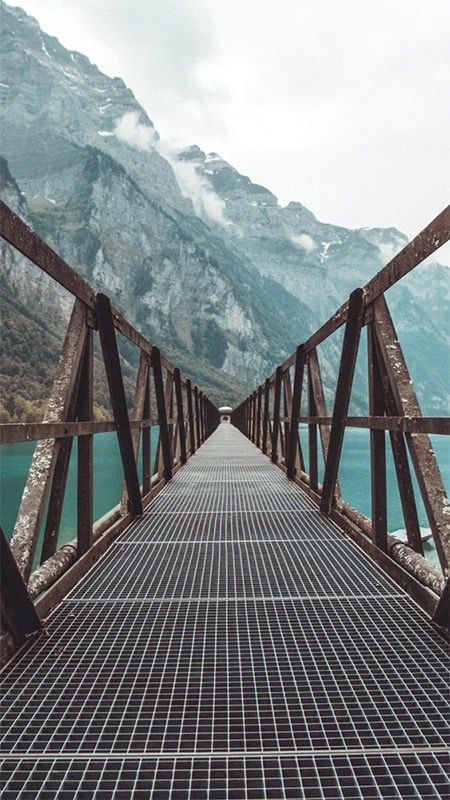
[0,1,448,420]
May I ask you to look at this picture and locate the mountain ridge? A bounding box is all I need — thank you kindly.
[0,0,448,420]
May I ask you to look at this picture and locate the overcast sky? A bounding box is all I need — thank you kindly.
[15,0,450,244]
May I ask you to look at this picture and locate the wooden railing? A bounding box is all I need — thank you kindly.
[232,207,450,625]
[0,202,219,661]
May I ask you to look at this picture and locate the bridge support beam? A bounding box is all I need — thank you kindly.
[96,293,143,517]
[321,289,365,513]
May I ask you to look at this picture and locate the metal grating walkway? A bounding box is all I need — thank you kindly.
[1,424,449,798]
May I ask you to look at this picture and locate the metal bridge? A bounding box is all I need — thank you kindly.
[0,202,449,797]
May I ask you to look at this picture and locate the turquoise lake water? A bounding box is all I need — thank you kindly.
[0,428,160,568]
[0,426,447,569]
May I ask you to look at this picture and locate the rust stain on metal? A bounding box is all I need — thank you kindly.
[9,300,88,582]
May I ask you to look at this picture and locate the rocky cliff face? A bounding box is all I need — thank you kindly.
[1,1,448,416]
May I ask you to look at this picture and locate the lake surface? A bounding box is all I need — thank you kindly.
[0,428,160,568]
[299,424,448,568]
[1,426,447,570]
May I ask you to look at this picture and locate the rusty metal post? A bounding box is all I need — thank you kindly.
[249,392,255,443]
[286,345,305,479]
[271,367,282,463]
[368,323,387,551]
[308,348,338,497]
[374,296,449,570]
[1,529,43,645]
[174,368,187,464]
[142,368,151,494]
[96,293,143,516]
[40,329,91,563]
[10,300,88,582]
[432,578,449,627]
[307,359,319,492]
[194,386,201,449]
[256,387,262,449]
[262,379,270,454]
[201,393,206,444]
[372,329,423,554]
[120,350,149,514]
[152,347,173,481]
[77,329,94,555]
[186,379,195,454]
[321,288,365,513]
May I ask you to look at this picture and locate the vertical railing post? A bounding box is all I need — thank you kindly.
[256,387,262,449]
[320,288,365,513]
[203,394,207,441]
[120,350,150,515]
[152,346,173,482]
[174,368,187,464]
[142,367,151,495]
[169,376,177,461]
[96,293,143,516]
[286,345,305,479]
[194,386,201,449]
[262,378,270,454]
[368,322,387,551]
[307,358,318,492]
[279,376,287,460]
[77,328,94,555]
[308,347,340,498]
[186,379,196,455]
[250,392,256,443]
[271,366,282,463]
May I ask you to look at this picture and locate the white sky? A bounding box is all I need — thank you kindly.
[11,0,450,246]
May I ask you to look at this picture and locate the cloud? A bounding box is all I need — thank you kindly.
[169,158,229,226]
[114,111,156,150]
[15,0,450,245]
[114,112,229,226]
[291,233,316,252]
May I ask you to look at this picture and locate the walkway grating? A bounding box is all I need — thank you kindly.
[1,424,449,797]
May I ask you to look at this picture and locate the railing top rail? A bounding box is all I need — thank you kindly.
[260,205,450,386]
[0,202,184,382]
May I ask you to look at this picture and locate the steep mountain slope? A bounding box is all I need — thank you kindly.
[0,1,448,419]
[0,1,316,413]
